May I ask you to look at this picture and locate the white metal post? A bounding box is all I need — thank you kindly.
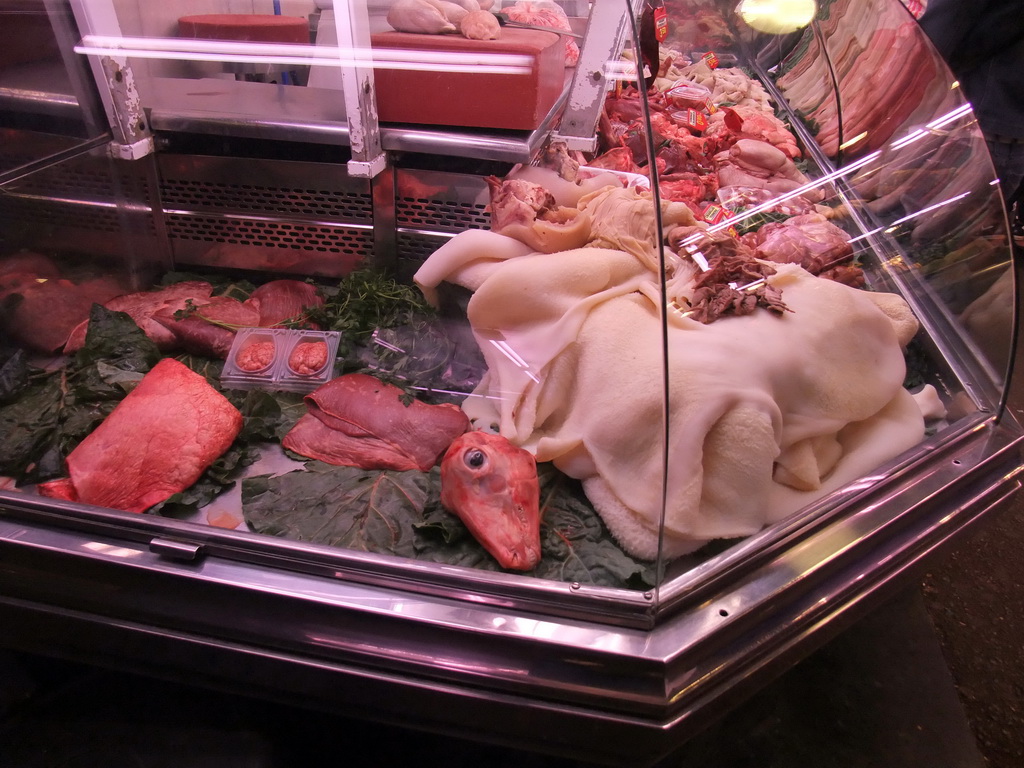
[332,0,387,178]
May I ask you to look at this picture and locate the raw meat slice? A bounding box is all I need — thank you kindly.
[0,252,61,289]
[283,373,469,471]
[246,280,324,327]
[63,281,214,354]
[36,477,77,502]
[3,276,125,353]
[752,213,853,273]
[153,296,261,359]
[38,358,243,513]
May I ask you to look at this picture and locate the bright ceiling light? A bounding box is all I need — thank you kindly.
[737,0,817,34]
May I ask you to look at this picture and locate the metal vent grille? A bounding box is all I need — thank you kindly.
[0,200,155,259]
[397,231,450,264]
[0,200,124,234]
[166,213,371,255]
[161,179,374,222]
[395,197,489,232]
[7,165,149,203]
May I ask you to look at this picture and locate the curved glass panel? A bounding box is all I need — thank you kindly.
[769,0,1014,391]
[634,0,1013,609]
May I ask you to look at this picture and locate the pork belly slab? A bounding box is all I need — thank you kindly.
[38,358,242,513]
[283,373,469,471]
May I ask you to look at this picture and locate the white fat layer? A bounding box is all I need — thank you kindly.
[417,230,926,561]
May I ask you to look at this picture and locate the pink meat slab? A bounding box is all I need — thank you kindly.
[44,358,243,513]
[283,373,469,471]
[246,280,324,327]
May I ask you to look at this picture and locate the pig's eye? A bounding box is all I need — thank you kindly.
[464,449,487,469]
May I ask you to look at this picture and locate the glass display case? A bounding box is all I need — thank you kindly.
[1,0,1021,764]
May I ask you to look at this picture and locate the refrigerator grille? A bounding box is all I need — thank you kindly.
[6,165,151,203]
[395,196,489,231]
[396,231,451,279]
[0,199,124,233]
[165,213,370,254]
[161,179,374,223]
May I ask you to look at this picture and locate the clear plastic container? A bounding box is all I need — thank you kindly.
[221,329,341,393]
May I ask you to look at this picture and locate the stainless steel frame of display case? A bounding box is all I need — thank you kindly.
[2,1,1024,766]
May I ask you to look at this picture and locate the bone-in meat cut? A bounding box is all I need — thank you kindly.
[37,358,243,513]
[283,373,469,471]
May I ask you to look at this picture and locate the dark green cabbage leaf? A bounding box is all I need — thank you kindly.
[241,461,655,589]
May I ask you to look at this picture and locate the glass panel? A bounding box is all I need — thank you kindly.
[66,0,446,176]
[0,0,109,177]
[773,0,1013,395]
[1,0,668,623]
[630,0,1013,607]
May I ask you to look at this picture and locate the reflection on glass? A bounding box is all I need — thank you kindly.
[736,0,817,34]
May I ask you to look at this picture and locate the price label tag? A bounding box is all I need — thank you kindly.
[677,108,709,133]
[702,203,738,236]
[654,5,668,42]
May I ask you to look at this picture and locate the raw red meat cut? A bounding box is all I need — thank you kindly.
[37,358,243,513]
[63,281,214,354]
[35,477,76,502]
[751,213,854,274]
[0,252,61,289]
[3,276,125,353]
[153,296,261,359]
[246,280,324,327]
[587,146,643,174]
[705,105,801,159]
[282,373,469,471]
[659,172,717,207]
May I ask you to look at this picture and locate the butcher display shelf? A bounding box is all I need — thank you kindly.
[1,0,1023,765]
